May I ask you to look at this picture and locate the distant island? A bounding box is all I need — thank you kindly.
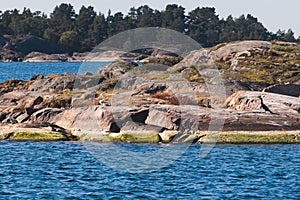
[0,3,299,61]
[0,40,299,143]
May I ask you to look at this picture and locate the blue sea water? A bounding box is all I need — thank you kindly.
[0,142,299,199]
[0,62,110,83]
[1,63,300,199]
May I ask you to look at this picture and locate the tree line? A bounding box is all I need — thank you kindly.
[0,3,298,53]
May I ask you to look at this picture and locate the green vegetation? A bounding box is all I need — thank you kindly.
[198,131,300,144]
[217,43,300,85]
[4,130,299,143]
[217,132,300,144]
[8,132,69,141]
[185,67,206,83]
[147,56,183,66]
[108,132,161,143]
[0,4,299,53]
[79,134,112,142]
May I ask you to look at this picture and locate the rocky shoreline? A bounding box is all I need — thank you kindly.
[0,34,177,62]
[1,126,299,144]
[0,40,299,144]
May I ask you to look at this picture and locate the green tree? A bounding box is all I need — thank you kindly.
[235,15,249,40]
[76,6,96,37]
[125,7,138,29]
[89,13,107,44]
[161,4,185,33]
[7,9,23,35]
[43,28,60,43]
[187,7,220,47]
[107,12,128,37]
[245,14,268,40]
[136,5,161,27]
[58,31,79,52]
[19,13,48,37]
[283,29,296,42]
[275,29,285,41]
[75,6,97,51]
[21,8,33,18]
[50,3,76,34]
[219,15,238,42]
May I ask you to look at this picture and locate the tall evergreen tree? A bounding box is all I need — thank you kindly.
[49,3,76,34]
[283,29,296,42]
[76,6,96,37]
[187,7,220,47]
[161,4,185,33]
[0,3,298,53]
[89,13,107,44]
[136,5,161,27]
[126,7,138,29]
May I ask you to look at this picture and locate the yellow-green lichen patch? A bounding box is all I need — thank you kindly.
[8,132,69,141]
[215,42,300,85]
[79,134,111,142]
[108,132,161,143]
[199,131,300,144]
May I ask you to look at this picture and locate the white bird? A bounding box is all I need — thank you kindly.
[99,100,111,107]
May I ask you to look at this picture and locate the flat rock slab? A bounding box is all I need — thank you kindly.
[0,125,74,141]
[199,131,300,144]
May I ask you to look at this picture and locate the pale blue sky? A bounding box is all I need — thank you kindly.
[1,0,299,37]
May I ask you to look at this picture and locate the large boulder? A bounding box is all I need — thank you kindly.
[97,61,138,79]
[170,40,271,72]
[212,40,271,62]
[9,35,65,54]
[145,105,180,130]
[24,52,70,62]
[29,108,63,123]
[120,121,164,133]
[226,91,300,116]
[0,124,76,141]
[224,91,300,131]
[28,74,75,92]
[53,106,116,134]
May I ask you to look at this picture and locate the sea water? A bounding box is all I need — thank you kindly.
[0,142,299,199]
[0,62,110,83]
[0,63,299,199]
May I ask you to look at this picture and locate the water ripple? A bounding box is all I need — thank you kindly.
[0,141,299,199]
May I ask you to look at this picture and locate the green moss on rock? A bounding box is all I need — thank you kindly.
[108,132,161,143]
[199,131,300,144]
[79,134,111,142]
[8,132,69,141]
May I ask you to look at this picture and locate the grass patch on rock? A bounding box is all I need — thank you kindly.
[215,42,300,85]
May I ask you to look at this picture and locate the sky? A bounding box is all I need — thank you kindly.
[1,0,299,37]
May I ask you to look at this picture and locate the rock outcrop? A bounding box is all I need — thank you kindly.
[10,35,65,55]
[263,83,300,97]
[0,41,300,143]
[0,35,65,61]
[170,40,300,94]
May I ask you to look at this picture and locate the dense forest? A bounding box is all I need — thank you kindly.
[0,3,299,53]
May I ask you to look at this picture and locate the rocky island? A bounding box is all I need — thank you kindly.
[0,40,299,144]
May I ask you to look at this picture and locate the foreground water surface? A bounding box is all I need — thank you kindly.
[0,142,299,199]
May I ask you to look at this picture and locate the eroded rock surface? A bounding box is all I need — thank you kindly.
[1,41,299,142]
